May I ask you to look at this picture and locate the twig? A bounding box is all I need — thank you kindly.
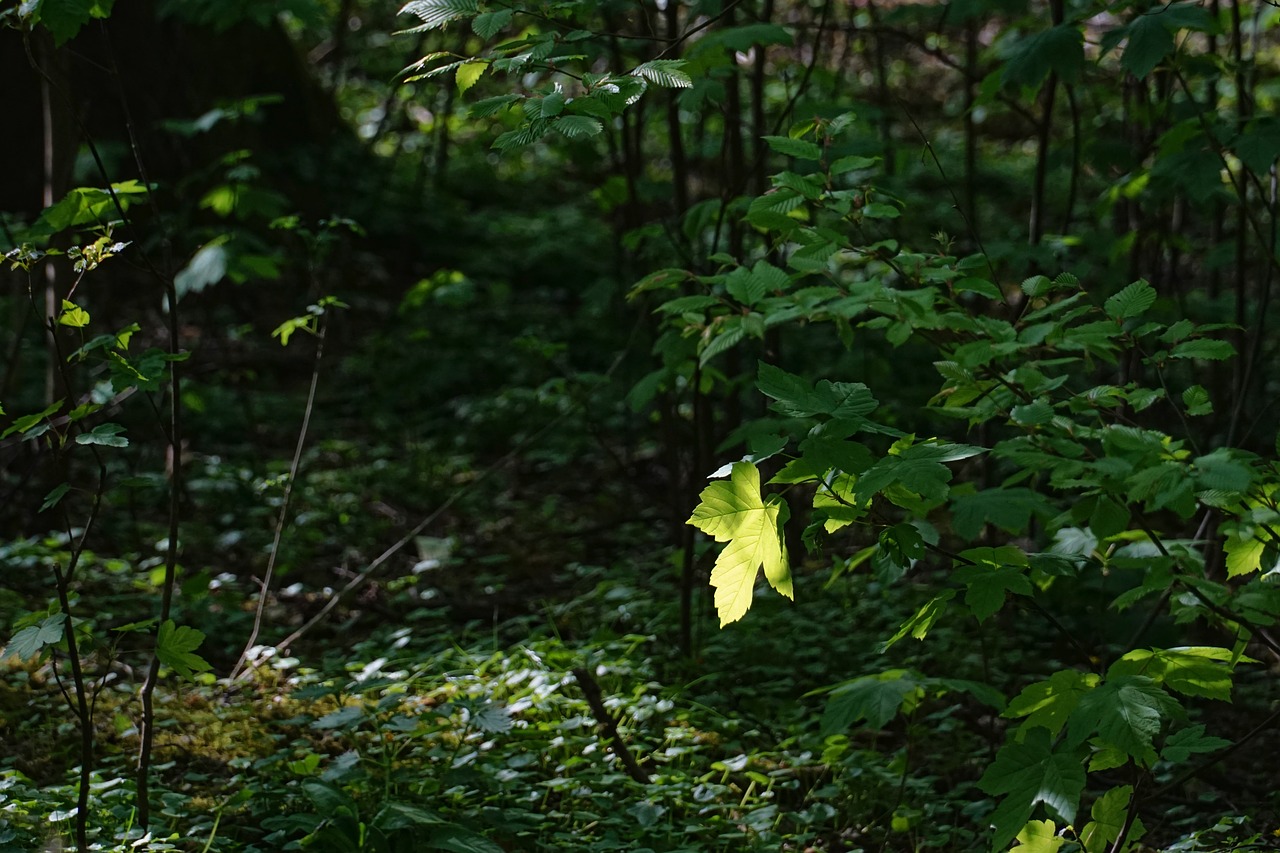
[229,319,329,681]
[572,667,650,784]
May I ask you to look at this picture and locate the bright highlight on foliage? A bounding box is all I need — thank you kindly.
[687,461,792,626]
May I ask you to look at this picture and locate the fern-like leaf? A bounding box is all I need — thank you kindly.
[398,0,479,31]
[631,60,693,89]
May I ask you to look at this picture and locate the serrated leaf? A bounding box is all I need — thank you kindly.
[35,0,115,45]
[978,729,1085,848]
[1011,819,1065,853]
[1066,675,1178,764]
[821,670,919,734]
[954,563,1033,622]
[1120,13,1174,79]
[631,60,692,88]
[1107,646,1237,701]
[1105,280,1156,320]
[1224,528,1267,578]
[879,590,954,652]
[155,619,212,680]
[399,0,479,31]
[1169,339,1235,361]
[1161,724,1231,763]
[763,135,822,160]
[554,115,603,139]
[58,299,90,328]
[1182,385,1211,416]
[1002,24,1084,92]
[469,701,513,733]
[3,614,67,660]
[1079,786,1143,853]
[75,422,128,448]
[951,488,1055,540]
[688,461,791,626]
[699,323,745,366]
[471,8,511,38]
[41,483,71,512]
[1005,670,1100,736]
[469,94,522,118]
[456,60,488,93]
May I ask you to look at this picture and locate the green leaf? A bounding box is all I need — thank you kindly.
[1002,24,1084,91]
[1,399,64,439]
[58,299,90,328]
[1169,338,1235,363]
[75,422,128,448]
[456,60,488,93]
[470,8,511,38]
[469,94,522,118]
[1120,14,1174,79]
[762,135,822,161]
[554,115,603,139]
[1223,527,1268,578]
[1108,646,1241,701]
[399,0,479,32]
[33,0,115,45]
[313,706,367,730]
[1182,385,1212,416]
[155,619,212,680]
[951,488,1055,539]
[3,614,67,661]
[41,483,71,512]
[1079,786,1144,853]
[1161,724,1231,763]
[1104,280,1155,320]
[1010,819,1065,853]
[756,362,879,420]
[1066,675,1178,764]
[821,670,920,734]
[978,729,1085,849]
[954,561,1032,622]
[1005,670,1100,736]
[688,461,791,626]
[631,60,692,89]
[879,590,954,652]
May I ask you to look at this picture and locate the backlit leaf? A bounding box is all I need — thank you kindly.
[688,461,791,626]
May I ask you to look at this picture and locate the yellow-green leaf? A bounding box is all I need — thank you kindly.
[59,299,90,328]
[457,60,488,93]
[688,461,792,626]
[1224,529,1267,578]
[1011,819,1065,853]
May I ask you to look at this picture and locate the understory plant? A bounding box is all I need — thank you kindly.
[670,117,1278,849]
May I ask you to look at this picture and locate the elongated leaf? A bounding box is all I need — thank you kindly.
[631,60,692,88]
[763,135,821,160]
[399,0,479,31]
[554,115,603,139]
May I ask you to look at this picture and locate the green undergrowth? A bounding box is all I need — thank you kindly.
[4,547,1278,852]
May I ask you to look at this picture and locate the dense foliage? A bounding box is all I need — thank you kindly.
[1,0,1278,850]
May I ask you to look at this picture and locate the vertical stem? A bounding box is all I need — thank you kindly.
[962,19,978,236]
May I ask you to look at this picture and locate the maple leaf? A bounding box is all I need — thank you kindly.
[688,461,792,626]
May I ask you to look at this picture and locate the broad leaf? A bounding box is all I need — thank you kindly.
[155,619,212,679]
[978,729,1085,849]
[1066,675,1179,764]
[688,461,792,626]
[3,614,67,661]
